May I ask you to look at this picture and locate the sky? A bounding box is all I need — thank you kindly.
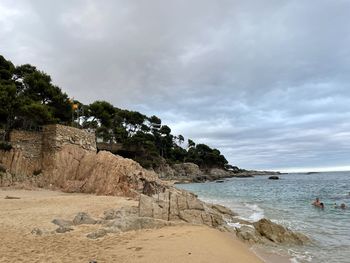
[1,0,350,172]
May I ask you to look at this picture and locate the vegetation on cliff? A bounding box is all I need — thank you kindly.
[0,54,228,169]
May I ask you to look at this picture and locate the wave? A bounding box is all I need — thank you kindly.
[231,202,265,222]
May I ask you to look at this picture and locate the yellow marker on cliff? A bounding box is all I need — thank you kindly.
[72,103,79,110]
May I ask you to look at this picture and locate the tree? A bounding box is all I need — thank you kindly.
[188,139,195,148]
[0,54,234,170]
[177,134,184,145]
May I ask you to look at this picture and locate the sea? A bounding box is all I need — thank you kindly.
[177,172,350,263]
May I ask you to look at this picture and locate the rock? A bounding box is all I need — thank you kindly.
[138,188,236,228]
[233,174,254,178]
[55,225,74,233]
[235,225,262,244]
[46,146,166,198]
[208,168,230,177]
[209,204,237,217]
[173,163,202,177]
[106,216,174,232]
[72,212,97,225]
[31,228,43,236]
[87,229,108,239]
[139,194,154,218]
[253,218,309,245]
[178,209,206,224]
[268,176,279,180]
[52,219,73,227]
[215,180,225,183]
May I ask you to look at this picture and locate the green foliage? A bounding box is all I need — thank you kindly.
[0,55,72,133]
[185,144,228,168]
[0,54,232,170]
[0,141,12,151]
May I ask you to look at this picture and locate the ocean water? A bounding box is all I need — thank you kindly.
[177,172,350,263]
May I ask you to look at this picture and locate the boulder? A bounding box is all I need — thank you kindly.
[268,176,279,180]
[43,145,166,198]
[173,163,202,177]
[208,168,230,177]
[253,218,309,245]
[73,212,97,225]
[138,187,236,228]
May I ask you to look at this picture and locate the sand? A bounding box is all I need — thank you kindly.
[0,188,263,263]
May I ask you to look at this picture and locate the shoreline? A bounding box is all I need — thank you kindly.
[1,188,264,263]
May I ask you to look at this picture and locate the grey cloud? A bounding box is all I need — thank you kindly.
[1,0,350,171]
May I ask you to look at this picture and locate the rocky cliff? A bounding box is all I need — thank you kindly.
[155,161,280,183]
[0,125,166,197]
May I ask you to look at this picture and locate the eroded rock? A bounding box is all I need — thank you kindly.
[73,212,97,225]
[253,218,309,245]
[138,188,235,228]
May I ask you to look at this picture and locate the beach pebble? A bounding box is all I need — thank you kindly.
[31,228,43,236]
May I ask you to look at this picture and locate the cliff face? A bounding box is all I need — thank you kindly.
[0,125,166,197]
[45,144,165,197]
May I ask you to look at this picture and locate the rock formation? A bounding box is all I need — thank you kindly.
[42,144,166,197]
[0,125,167,197]
[35,189,309,247]
[235,218,309,245]
[138,188,236,228]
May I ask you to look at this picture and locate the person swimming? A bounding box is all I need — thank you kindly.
[312,198,324,209]
[334,203,347,209]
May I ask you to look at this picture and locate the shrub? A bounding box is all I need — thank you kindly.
[0,141,12,151]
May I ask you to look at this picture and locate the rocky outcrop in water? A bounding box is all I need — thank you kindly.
[235,218,309,245]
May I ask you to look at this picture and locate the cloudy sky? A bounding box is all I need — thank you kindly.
[1,0,350,172]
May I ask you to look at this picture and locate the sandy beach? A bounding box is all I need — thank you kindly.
[0,188,263,263]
